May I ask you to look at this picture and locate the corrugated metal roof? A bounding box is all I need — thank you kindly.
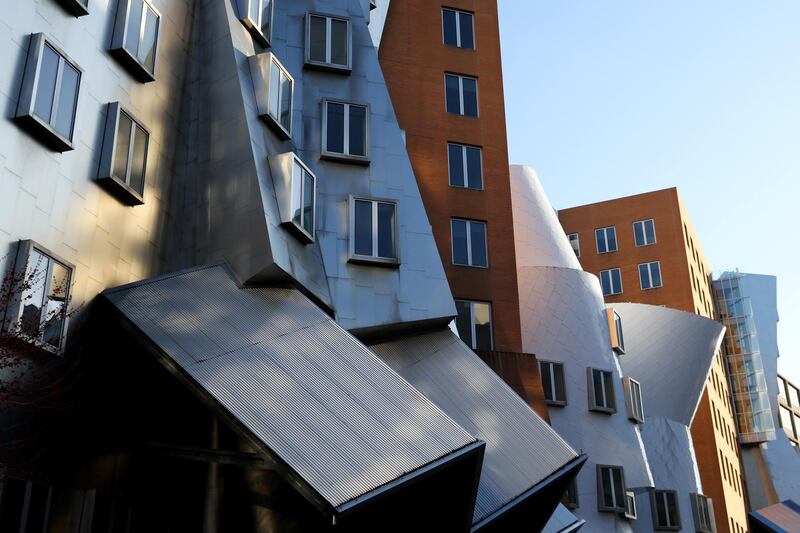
[370,329,579,524]
[102,264,475,511]
[751,500,800,532]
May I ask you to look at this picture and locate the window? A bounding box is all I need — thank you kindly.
[97,103,149,205]
[633,219,656,246]
[448,143,483,189]
[55,0,89,17]
[111,0,160,82]
[3,242,73,353]
[600,268,623,296]
[0,478,53,533]
[568,233,580,257]
[652,490,681,530]
[624,377,644,423]
[445,73,478,117]
[306,13,351,71]
[540,361,567,406]
[624,490,638,520]
[606,308,625,354]
[249,52,293,139]
[597,465,626,512]
[322,100,369,163]
[15,34,82,152]
[442,8,474,49]
[595,226,618,254]
[237,0,273,47]
[451,219,487,268]
[349,197,398,264]
[564,477,579,509]
[588,368,616,414]
[455,300,493,350]
[639,261,663,290]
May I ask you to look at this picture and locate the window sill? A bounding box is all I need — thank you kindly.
[654,527,681,531]
[590,407,616,415]
[321,152,370,166]
[635,243,656,248]
[241,18,270,48]
[446,112,480,119]
[15,114,74,153]
[285,222,314,245]
[628,416,644,424]
[110,46,156,83]
[96,175,145,206]
[56,0,89,16]
[304,60,352,74]
[599,507,625,514]
[449,185,485,191]
[613,346,625,355]
[546,400,568,408]
[597,250,618,255]
[640,286,663,291]
[2,330,65,357]
[348,255,400,268]
[262,113,292,141]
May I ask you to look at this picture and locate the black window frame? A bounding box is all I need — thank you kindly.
[652,489,681,531]
[597,465,626,513]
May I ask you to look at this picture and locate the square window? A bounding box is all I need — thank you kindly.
[639,261,663,290]
[455,300,493,350]
[451,218,487,268]
[447,143,483,189]
[15,34,82,152]
[445,73,478,117]
[322,100,369,163]
[54,0,89,17]
[237,0,273,47]
[588,368,616,414]
[442,8,475,49]
[3,241,74,353]
[249,52,294,139]
[652,490,681,530]
[597,465,626,512]
[624,377,645,423]
[97,103,149,205]
[540,360,567,406]
[111,0,161,82]
[349,197,398,265]
[600,268,623,296]
[595,226,617,254]
[568,233,580,258]
[633,219,657,247]
[306,13,352,71]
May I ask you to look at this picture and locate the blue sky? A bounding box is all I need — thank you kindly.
[498,1,800,379]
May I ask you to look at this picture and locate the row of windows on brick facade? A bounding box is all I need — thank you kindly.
[598,262,663,297]
[563,465,714,532]
[568,219,657,258]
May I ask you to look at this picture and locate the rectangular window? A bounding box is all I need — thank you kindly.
[653,490,681,530]
[306,13,351,71]
[691,493,713,531]
[447,143,483,189]
[455,300,493,350]
[0,479,53,533]
[624,490,638,520]
[540,360,567,406]
[290,157,316,241]
[597,465,626,512]
[15,34,82,152]
[12,244,73,352]
[350,198,397,264]
[263,54,294,138]
[96,103,149,205]
[633,219,656,246]
[600,268,623,296]
[55,0,89,17]
[238,0,273,46]
[639,261,663,290]
[445,73,478,117]
[323,100,369,162]
[606,308,625,354]
[624,377,644,423]
[564,477,579,509]
[442,8,475,49]
[588,368,616,413]
[568,233,580,257]
[595,226,618,254]
[111,0,160,82]
[451,219,487,268]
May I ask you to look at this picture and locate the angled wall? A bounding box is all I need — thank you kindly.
[511,165,653,532]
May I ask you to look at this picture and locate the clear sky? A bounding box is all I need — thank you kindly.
[498,1,800,379]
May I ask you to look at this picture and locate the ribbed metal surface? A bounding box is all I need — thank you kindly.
[370,329,578,524]
[103,264,474,509]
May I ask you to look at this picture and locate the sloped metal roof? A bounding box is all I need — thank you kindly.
[541,504,586,533]
[751,500,800,533]
[614,303,726,426]
[370,329,579,526]
[102,264,476,514]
